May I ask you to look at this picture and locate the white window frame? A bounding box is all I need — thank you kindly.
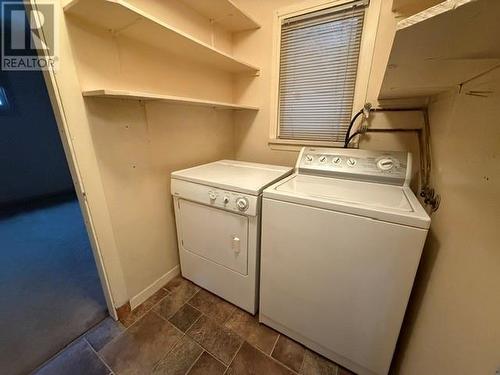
[269,0,381,149]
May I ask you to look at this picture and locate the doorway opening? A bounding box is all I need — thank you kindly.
[0,46,108,375]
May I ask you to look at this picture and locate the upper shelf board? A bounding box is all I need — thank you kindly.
[64,0,260,74]
[83,89,259,111]
[392,0,443,13]
[180,0,260,32]
[380,0,500,100]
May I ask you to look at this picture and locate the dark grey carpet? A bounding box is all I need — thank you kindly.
[0,198,107,375]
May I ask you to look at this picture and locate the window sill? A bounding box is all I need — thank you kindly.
[268,138,354,151]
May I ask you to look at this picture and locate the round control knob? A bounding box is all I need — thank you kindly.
[377,158,394,171]
[319,155,327,164]
[347,158,357,167]
[223,196,230,204]
[305,155,313,162]
[236,197,249,212]
[332,156,342,165]
[208,191,217,201]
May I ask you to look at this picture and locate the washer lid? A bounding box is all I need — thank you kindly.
[171,160,293,195]
[264,174,430,229]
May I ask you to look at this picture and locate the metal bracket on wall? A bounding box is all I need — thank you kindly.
[420,186,440,212]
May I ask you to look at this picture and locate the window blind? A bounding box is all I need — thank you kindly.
[278,1,367,142]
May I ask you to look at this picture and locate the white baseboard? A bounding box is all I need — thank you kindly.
[129,265,180,310]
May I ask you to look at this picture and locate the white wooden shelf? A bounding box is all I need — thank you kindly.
[83,89,259,111]
[180,0,260,32]
[392,0,443,13]
[380,0,500,100]
[64,0,260,74]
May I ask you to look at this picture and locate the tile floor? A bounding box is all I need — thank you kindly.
[33,276,355,375]
[0,197,107,375]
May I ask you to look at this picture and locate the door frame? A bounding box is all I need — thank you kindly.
[26,0,130,320]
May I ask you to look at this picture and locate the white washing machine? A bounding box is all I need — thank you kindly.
[171,160,292,314]
[260,147,430,375]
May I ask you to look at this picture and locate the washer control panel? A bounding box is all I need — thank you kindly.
[172,179,259,216]
[297,147,410,186]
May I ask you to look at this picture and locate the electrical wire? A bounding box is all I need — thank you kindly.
[344,103,372,148]
[343,110,363,148]
[346,130,361,146]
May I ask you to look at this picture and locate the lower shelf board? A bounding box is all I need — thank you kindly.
[82,89,259,111]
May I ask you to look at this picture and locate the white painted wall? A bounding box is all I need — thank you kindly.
[61,0,236,303]
[84,98,234,299]
[393,69,500,375]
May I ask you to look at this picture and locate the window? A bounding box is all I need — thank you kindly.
[273,0,370,144]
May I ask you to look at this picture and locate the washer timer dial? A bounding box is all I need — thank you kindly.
[377,157,396,171]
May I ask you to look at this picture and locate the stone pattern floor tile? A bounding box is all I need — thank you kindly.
[154,289,197,321]
[164,276,200,298]
[42,278,352,375]
[301,349,339,375]
[120,288,169,328]
[168,303,202,332]
[187,351,226,375]
[100,312,183,375]
[272,335,306,372]
[154,277,200,320]
[187,289,236,324]
[152,335,203,375]
[225,309,279,354]
[187,314,243,365]
[226,342,294,375]
[33,339,109,375]
[85,317,125,351]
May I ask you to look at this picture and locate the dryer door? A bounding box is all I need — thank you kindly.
[177,199,248,275]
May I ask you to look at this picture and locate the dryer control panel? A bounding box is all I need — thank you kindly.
[171,179,259,216]
[297,147,411,186]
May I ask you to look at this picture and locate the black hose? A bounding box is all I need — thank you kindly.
[345,131,361,147]
[343,109,363,148]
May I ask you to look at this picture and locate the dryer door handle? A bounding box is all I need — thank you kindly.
[232,236,241,254]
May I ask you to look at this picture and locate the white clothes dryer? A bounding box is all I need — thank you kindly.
[171,160,292,314]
